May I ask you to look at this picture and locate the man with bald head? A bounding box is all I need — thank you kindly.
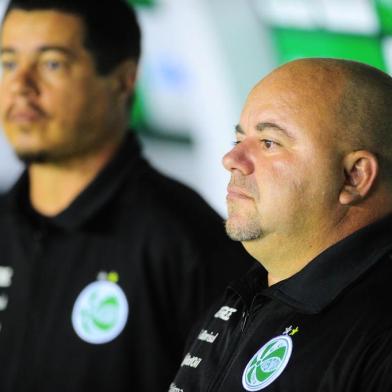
[0,0,255,391]
[169,58,392,391]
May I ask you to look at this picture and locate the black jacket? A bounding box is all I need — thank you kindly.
[0,133,254,392]
[170,214,392,391]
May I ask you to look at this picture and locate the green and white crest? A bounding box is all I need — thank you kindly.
[242,335,292,391]
[72,279,128,344]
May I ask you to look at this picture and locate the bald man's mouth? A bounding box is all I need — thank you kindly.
[227,185,254,200]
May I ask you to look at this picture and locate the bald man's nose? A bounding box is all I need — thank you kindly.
[222,142,254,176]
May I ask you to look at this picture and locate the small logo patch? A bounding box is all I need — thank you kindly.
[0,266,13,287]
[169,383,184,392]
[214,306,237,321]
[72,279,128,344]
[181,353,202,369]
[198,329,219,343]
[242,335,292,391]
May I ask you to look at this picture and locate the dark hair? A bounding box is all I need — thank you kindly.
[4,0,141,75]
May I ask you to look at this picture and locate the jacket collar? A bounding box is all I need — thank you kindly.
[9,132,143,231]
[230,214,392,314]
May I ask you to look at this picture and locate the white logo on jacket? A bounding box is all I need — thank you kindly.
[181,353,202,368]
[214,306,238,321]
[0,266,13,287]
[198,329,219,343]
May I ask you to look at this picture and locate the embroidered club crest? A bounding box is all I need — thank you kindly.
[72,279,128,344]
[242,335,292,390]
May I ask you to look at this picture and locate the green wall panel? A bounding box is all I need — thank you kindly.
[272,28,386,71]
[127,0,155,7]
[375,0,392,34]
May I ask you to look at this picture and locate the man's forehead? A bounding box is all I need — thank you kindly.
[1,9,86,50]
[239,66,347,144]
[247,63,347,118]
[258,60,349,91]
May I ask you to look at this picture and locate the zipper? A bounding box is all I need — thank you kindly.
[206,303,252,392]
[241,310,249,332]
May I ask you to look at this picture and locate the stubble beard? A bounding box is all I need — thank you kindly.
[225,173,263,241]
[6,123,62,165]
[16,146,76,165]
[14,132,101,166]
[225,202,263,241]
[17,150,52,165]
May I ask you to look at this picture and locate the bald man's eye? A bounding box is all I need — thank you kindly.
[261,139,279,149]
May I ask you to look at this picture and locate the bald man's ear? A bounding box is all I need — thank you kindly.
[339,150,379,205]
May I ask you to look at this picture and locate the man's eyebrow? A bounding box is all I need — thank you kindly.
[256,122,294,138]
[235,122,294,139]
[0,48,16,55]
[0,46,76,57]
[37,46,76,57]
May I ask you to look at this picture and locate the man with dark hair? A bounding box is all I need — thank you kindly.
[0,1,254,391]
[3,0,141,75]
[169,58,392,391]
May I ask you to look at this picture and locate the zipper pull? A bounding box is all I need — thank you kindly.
[241,311,249,332]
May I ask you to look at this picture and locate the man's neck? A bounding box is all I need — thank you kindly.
[244,230,342,287]
[245,201,392,286]
[28,141,121,217]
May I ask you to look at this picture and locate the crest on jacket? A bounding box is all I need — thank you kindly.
[72,272,128,344]
[242,335,292,390]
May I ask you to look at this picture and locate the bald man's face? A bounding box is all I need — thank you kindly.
[223,64,347,251]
